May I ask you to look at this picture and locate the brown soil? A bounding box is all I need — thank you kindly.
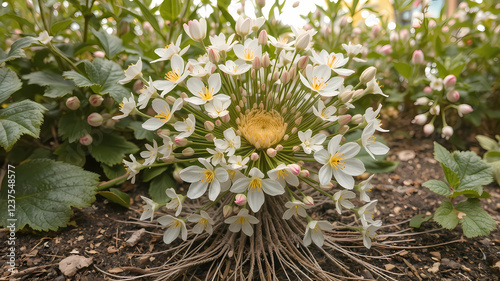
[1,117,499,281]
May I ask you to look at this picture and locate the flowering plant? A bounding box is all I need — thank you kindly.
[117,16,390,252]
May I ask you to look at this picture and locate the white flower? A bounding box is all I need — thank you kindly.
[235,16,252,36]
[35,31,53,44]
[312,100,338,122]
[333,190,356,214]
[224,208,259,236]
[314,135,365,188]
[188,62,214,78]
[227,155,249,170]
[188,54,209,66]
[214,128,241,156]
[363,104,389,133]
[158,135,174,158]
[174,114,196,139]
[230,167,285,212]
[185,73,228,105]
[123,154,142,184]
[113,93,136,120]
[361,223,380,249]
[139,196,156,221]
[205,98,231,118]
[183,18,207,42]
[299,65,344,97]
[365,78,388,97]
[268,35,295,51]
[218,60,252,76]
[207,148,226,166]
[119,57,142,84]
[151,35,190,63]
[165,188,184,217]
[291,26,316,51]
[429,75,443,91]
[209,33,237,52]
[361,122,390,159]
[251,17,265,32]
[142,98,183,131]
[303,220,333,247]
[283,200,311,220]
[298,129,326,154]
[180,158,229,200]
[137,77,157,109]
[188,210,215,234]
[357,174,375,202]
[311,50,355,76]
[342,42,365,62]
[358,200,382,227]
[140,139,159,166]
[158,215,187,244]
[153,54,190,97]
[267,164,299,187]
[233,39,262,62]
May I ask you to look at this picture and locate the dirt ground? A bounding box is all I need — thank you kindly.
[1,115,499,281]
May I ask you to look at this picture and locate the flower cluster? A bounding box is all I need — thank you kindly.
[117,17,388,249]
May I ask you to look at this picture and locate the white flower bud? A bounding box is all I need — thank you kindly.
[414,97,429,106]
[299,169,310,177]
[89,94,104,107]
[320,182,334,191]
[157,129,170,137]
[338,125,349,135]
[429,105,440,115]
[293,146,300,152]
[423,124,434,136]
[87,113,103,127]
[458,104,473,116]
[338,115,351,126]
[235,17,252,36]
[205,133,214,142]
[182,147,195,157]
[207,47,220,63]
[295,33,311,51]
[251,152,259,161]
[412,50,425,64]
[66,96,80,110]
[258,30,268,45]
[412,114,428,125]
[351,114,363,125]
[221,114,230,123]
[443,74,456,89]
[183,18,207,42]
[267,148,277,157]
[223,205,233,217]
[441,126,453,140]
[297,56,309,70]
[303,196,314,206]
[446,90,460,102]
[175,137,188,147]
[204,121,214,131]
[360,67,377,84]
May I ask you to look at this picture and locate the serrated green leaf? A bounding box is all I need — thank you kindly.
[455,199,497,238]
[393,61,413,79]
[433,201,459,229]
[23,71,76,98]
[453,151,492,193]
[0,100,47,151]
[51,19,73,35]
[0,37,36,64]
[102,163,127,180]
[453,190,491,199]
[63,70,96,87]
[0,159,99,231]
[54,141,86,166]
[143,166,169,182]
[423,180,452,196]
[128,121,159,142]
[149,172,175,204]
[58,111,91,143]
[442,165,460,188]
[160,0,181,21]
[91,28,123,58]
[409,213,432,228]
[476,135,499,151]
[0,68,22,104]
[89,133,139,166]
[433,142,457,171]
[98,188,130,208]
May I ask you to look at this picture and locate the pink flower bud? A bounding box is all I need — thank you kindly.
[79,134,93,146]
[93,51,105,58]
[360,66,377,84]
[414,97,429,105]
[157,129,170,137]
[441,26,449,33]
[353,27,361,34]
[339,16,348,27]
[182,147,194,157]
[276,144,284,151]
[261,53,271,67]
[66,96,80,110]
[204,121,214,131]
[89,94,104,107]
[412,50,425,64]
[258,30,268,45]
[267,148,277,157]
[320,182,334,191]
[256,0,266,7]
[205,133,214,142]
[379,44,393,55]
[252,56,261,69]
[443,74,457,89]
[215,119,221,127]
[297,56,309,70]
[412,114,428,125]
[339,90,354,103]
[295,33,311,51]
[175,137,188,146]
[423,124,434,136]
[288,164,301,175]
[234,194,247,206]
[338,115,352,126]
[458,104,473,117]
[292,1,299,8]
[303,196,314,206]
[87,113,103,127]
[299,169,309,177]
[424,86,433,93]
[293,146,300,152]
[183,18,207,42]
[441,126,453,140]
[251,152,259,161]
[446,90,460,102]
[221,114,230,123]
[280,70,290,84]
[208,47,220,63]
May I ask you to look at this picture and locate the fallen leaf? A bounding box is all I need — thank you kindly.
[59,255,93,277]
[108,267,124,273]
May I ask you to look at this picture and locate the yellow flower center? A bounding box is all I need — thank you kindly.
[243,48,255,60]
[238,109,287,149]
[199,87,214,100]
[154,106,171,122]
[236,216,248,225]
[249,178,262,192]
[277,169,288,180]
[368,135,377,144]
[165,42,174,49]
[327,55,337,68]
[165,70,181,81]
[199,218,208,226]
[228,170,237,180]
[201,169,215,183]
[168,220,182,229]
[119,102,124,109]
[328,151,345,169]
[312,77,327,91]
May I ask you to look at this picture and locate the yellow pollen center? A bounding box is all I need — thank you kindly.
[154,106,171,122]
[165,43,173,49]
[199,218,208,226]
[201,169,215,183]
[238,109,287,149]
[199,87,214,100]
[228,170,236,180]
[369,136,377,143]
[312,77,327,91]
[119,102,124,109]
[243,48,255,60]
[249,178,262,192]
[169,220,182,229]
[327,55,337,68]
[277,169,288,180]
[165,70,181,81]
[328,152,345,169]
[237,216,248,225]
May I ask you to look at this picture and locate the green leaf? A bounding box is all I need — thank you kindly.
[0,100,47,151]
[98,188,130,208]
[0,159,99,231]
[63,70,96,87]
[132,0,165,40]
[491,161,500,185]
[217,4,236,27]
[58,111,91,143]
[393,61,413,79]
[433,201,459,230]
[409,213,432,228]
[0,68,22,104]
[51,19,73,35]
[54,141,86,167]
[160,0,181,21]
[149,172,175,204]
[433,142,456,171]
[89,133,139,166]
[102,164,127,180]
[453,151,493,193]
[23,71,76,98]
[455,199,497,238]
[3,13,35,31]
[128,121,159,142]
[91,28,124,59]
[452,190,491,199]
[0,37,37,64]
[422,180,452,197]
[442,165,460,188]
[143,166,169,182]
[484,151,500,163]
